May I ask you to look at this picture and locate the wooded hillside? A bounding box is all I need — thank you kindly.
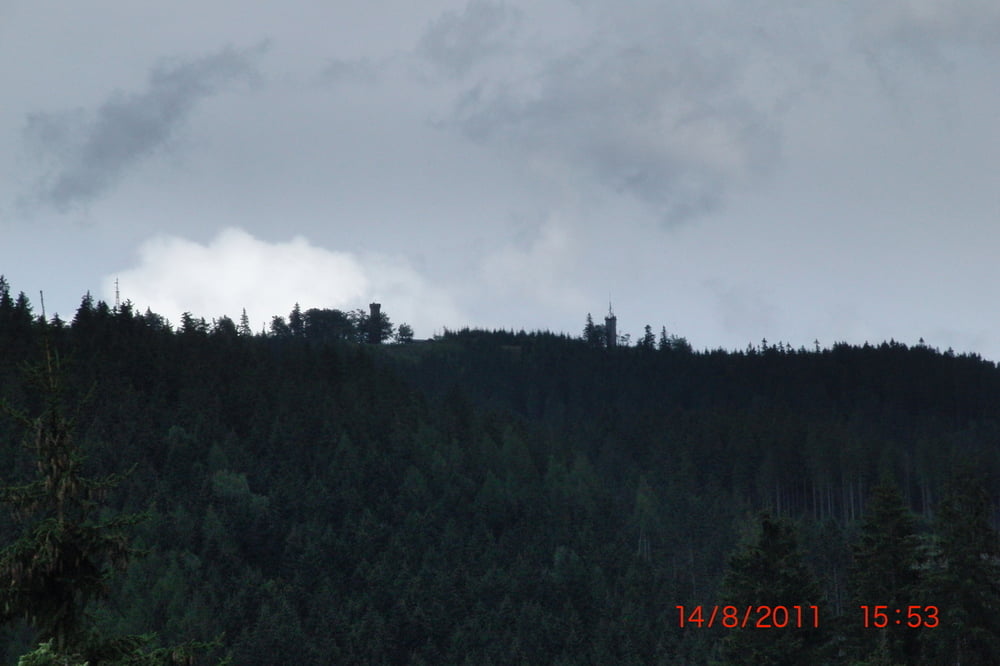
[1,280,998,664]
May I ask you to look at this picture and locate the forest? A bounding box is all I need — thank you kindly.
[1,275,999,664]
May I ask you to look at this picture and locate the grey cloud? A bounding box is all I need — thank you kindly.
[861,1,1000,49]
[20,46,261,212]
[320,57,379,86]
[447,41,778,225]
[419,0,521,78]
[705,278,777,338]
[23,109,87,159]
[855,2,1000,83]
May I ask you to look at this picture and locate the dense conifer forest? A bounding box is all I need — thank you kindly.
[2,276,1000,664]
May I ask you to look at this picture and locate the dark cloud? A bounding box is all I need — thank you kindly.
[446,40,778,225]
[20,46,262,212]
[419,0,521,78]
[860,1,1000,51]
[855,2,1000,97]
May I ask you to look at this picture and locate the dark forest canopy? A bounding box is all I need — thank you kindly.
[2,278,1000,664]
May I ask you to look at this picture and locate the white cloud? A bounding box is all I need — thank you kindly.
[480,217,587,311]
[107,227,462,337]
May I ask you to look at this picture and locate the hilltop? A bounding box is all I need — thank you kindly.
[1,281,999,663]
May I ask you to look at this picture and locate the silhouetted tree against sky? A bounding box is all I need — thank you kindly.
[583,313,604,349]
[288,302,304,337]
[395,323,414,344]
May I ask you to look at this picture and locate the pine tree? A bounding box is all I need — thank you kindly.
[0,275,12,312]
[0,344,145,658]
[289,303,304,337]
[12,291,34,330]
[238,308,252,337]
[919,470,1000,665]
[849,482,922,664]
[71,292,95,330]
[212,315,238,338]
[179,312,208,336]
[583,314,604,349]
[1,343,228,665]
[639,325,656,351]
[269,315,291,338]
[717,514,827,665]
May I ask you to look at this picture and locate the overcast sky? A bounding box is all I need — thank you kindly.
[3,1,999,356]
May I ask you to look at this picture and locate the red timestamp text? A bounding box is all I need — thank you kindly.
[677,605,820,629]
[859,605,939,629]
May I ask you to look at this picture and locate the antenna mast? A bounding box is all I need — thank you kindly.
[114,277,120,312]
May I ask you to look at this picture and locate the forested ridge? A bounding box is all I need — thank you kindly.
[2,278,1000,664]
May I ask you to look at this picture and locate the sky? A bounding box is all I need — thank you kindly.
[2,1,999,356]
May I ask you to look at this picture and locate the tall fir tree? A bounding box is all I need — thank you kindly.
[288,303,304,337]
[639,325,656,351]
[0,343,145,659]
[919,470,1000,665]
[848,481,922,664]
[717,514,828,665]
[582,313,605,349]
[0,341,228,665]
[237,308,252,337]
[0,275,12,313]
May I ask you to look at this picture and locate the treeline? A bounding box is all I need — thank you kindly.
[2,279,1000,663]
[1,281,413,345]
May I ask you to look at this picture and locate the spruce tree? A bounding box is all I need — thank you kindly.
[237,308,252,337]
[0,274,12,313]
[849,481,922,664]
[0,344,226,664]
[582,313,605,349]
[288,303,304,337]
[0,344,145,659]
[639,325,656,351]
[717,514,827,665]
[919,470,1000,665]
[269,315,291,338]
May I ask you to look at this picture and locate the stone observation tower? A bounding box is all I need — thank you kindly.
[368,302,381,344]
[605,302,617,348]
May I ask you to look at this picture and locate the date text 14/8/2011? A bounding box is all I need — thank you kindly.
[860,605,939,628]
[676,605,819,629]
